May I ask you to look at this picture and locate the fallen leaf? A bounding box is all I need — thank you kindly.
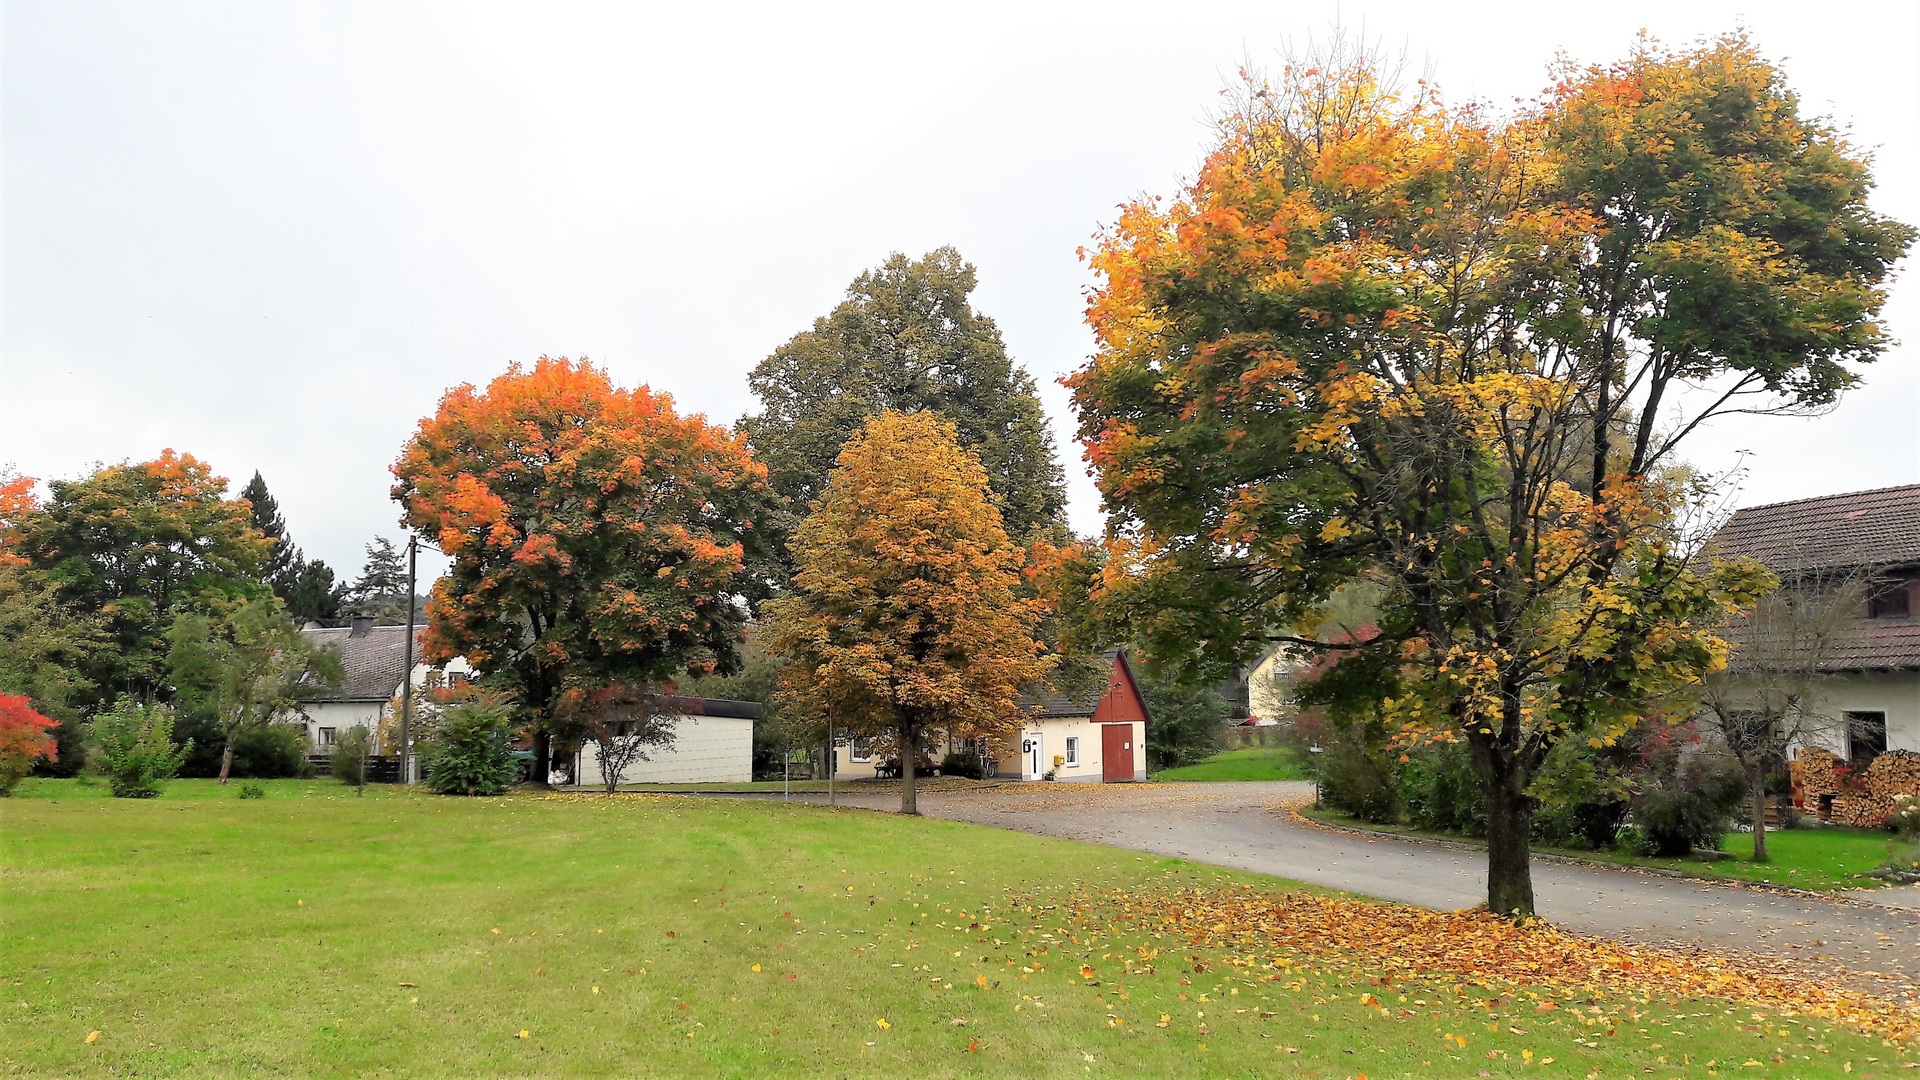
[876,1019,891,1029]
[85,1031,100,1044]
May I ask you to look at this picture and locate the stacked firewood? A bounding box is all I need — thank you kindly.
[1791,747,1920,827]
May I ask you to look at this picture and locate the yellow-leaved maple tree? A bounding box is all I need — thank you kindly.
[1066,35,1908,915]
[767,411,1052,814]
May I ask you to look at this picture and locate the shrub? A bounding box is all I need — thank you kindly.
[1528,738,1632,850]
[1630,746,1746,857]
[1892,794,1920,842]
[0,694,59,795]
[1614,825,1651,856]
[237,780,266,799]
[230,722,311,778]
[1395,741,1486,836]
[1320,737,1399,823]
[422,696,518,796]
[331,726,373,788]
[89,700,191,798]
[941,752,986,780]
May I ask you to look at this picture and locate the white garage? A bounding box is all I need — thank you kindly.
[565,698,759,786]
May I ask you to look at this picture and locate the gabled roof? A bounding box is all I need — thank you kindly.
[1018,648,1152,725]
[1706,485,1920,573]
[301,624,417,702]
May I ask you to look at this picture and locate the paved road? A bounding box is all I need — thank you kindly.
[731,780,1920,997]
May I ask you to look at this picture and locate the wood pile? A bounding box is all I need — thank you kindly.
[1790,747,1920,828]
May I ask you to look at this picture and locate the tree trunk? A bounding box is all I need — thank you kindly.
[1484,779,1535,917]
[218,742,234,784]
[900,724,919,816]
[1750,765,1769,863]
[532,730,551,788]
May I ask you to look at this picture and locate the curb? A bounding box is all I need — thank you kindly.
[1285,800,1913,912]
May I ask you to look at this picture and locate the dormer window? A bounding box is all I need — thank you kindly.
[1867,578,1912,619]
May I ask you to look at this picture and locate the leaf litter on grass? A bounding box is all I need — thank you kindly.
[1009,880,1920,1044]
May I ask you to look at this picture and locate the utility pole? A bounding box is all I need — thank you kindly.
[399,534,418,785]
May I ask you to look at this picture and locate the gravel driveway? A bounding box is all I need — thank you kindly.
[727,780,1920,998]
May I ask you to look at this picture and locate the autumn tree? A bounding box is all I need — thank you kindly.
[166,594,343,782]
[739,248,1069,552]
[767,411,1053,815]
[393,357,778,781]
[17,452,272,702]
[1065,36,1906,915]
[0,476,103,775]
[0,694,58,794]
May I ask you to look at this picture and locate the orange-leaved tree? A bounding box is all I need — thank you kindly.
[766,411,1052,815]
[393,357,779,781]
[16,451,271,702]
[1066,36,1903,916]
[0,693,57,794]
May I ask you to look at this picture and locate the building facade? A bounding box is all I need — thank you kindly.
[1707,484,1920,759]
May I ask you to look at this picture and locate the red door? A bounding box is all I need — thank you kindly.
[1102,723,1134,782]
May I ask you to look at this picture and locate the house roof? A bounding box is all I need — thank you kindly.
[1709,484,1920,673]
[1017,648,1152,724]
[301,624,418,702]
[1706,484,1920,573]
[1726,616,1920,674]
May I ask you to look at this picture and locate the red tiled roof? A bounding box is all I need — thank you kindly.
[1710,485,1920,672]
[1706,484,1920,572]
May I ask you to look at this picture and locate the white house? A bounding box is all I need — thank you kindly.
[829,649,1151,782]
[293,617,473,752]
[1707,484,1920,765]
[1247,646,1305,724]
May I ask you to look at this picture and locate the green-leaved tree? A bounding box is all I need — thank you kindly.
[739,248,1069,551]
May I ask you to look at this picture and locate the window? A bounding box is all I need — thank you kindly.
[447,671,471,688]
[849,738,873,763]
[1868,579,1912,619]
[1064,737,1079,765]
[318,727,337,747]
[1847,711,1888,763]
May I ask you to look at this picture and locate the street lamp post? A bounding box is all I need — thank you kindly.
[1308,744,1324,809]
[399,534,418,785]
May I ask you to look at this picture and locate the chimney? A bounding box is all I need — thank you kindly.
[349,614,374,638]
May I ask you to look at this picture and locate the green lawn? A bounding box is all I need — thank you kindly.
[1153,747,1309,782]
[1300,804,1901,892]
[2,777,1907,1078]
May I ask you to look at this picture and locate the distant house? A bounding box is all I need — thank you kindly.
[294,616,473,752]
[563,697,762,786]
[1706,484,1920,759]
[1247,647,1303,725]
[830,649,1151,782]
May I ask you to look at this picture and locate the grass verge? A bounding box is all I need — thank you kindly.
[1153,747,1309,783]
[1299,803,1899,892]
[3,777,1912,1078]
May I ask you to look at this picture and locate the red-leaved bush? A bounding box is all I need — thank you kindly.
[0,694,57,794]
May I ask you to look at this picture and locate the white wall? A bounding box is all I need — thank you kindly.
[299,700,382,748]
[1802,673,1920,756]
[1248,650,1298,723]
[573,714,754,786]
[1015,719,1145,782]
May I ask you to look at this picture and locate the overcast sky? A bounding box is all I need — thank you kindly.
[4,1,1916,582]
